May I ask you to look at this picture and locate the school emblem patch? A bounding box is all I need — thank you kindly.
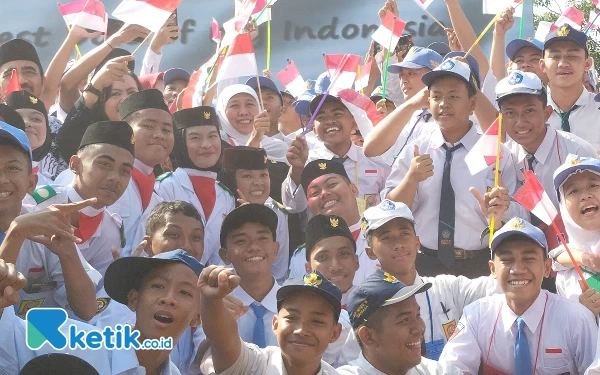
[440,60,455,71]
[96,297,111,315]
[557,26,570,37]
[17,298,45,316]
[380,200,396,211]
[568,154,581,166]
[204,111,211,120]
[330,217,339,228]
[443,320,457,340]
[448,321,464,341]
[304,272,322,287]
[509,218,525,229]
[306,80,313,90]
[508,72,523,85]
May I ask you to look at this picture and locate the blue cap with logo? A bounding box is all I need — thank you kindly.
[506,38,544,61]
[315,72,331,94]
[105,249,205,304]
[388,47,442,74]
[0,121,32,161]
[294,79,317,116]
[421,55,479,93]
[496,70,545,102]
[491,217,548,255]
[544,24,588,53]
[246,76,283,104]
[553,154,600,200]
[347,269,431,330]
[163,68,191,86]
[361,199,414,237]
[277,270,342,320]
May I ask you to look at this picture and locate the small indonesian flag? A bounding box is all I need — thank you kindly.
[482,0,523,17]
[3,70,22,99]
[112,0,181,32]
[371,13,407,51]
[413,0,435,10]
[355,57,373,92]
[235,0,278,19]
[551,7,584,31]
[221,15,247,47]
[212,18,222,43]
[182,53,220,109]
[337,89,384,138]
[58,0,108,33]
[464,117,503,176]
[514,171,559,225]
[324,54,362,95]
[535,21,553,42]
[585,10,600,31]
[276,60,304,98]
[216,33,258,83]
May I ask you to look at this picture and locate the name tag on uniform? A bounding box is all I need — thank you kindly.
[364,169,377,177]
[425,339,445,361]
[545,348,563,354]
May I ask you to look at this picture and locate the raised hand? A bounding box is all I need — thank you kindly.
[90,55,134,90]
[470,176,509,227]
[150,14,180,53]
[579,288,600,316]
[108,24,151,46]
[408,145,434,183]
[494,7,515,36]
[197,266,240,300]
[378,0,398,21]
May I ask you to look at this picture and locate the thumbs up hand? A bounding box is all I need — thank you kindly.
[407,145,434,183]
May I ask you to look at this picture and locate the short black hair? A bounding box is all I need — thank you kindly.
[493,234,548,259]
[145,201,204,236]
[428,76,477,97]
[498,89,548,109]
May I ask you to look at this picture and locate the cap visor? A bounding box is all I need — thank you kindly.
[554,165,600,194]
[506,40,542,61]
[382,282,432,307]
[277,285,341,316]
[496,88,544,101]
[0,128,31,160]
[105,257,174,304]
[388,61,425,74]
[309,94,345,115]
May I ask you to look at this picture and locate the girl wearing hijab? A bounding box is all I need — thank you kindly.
[215,84,290,164]
[155,106,235,266]
[550,154,600,308]
[5,91,53,186]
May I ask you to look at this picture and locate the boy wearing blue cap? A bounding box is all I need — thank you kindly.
[383,58,527,278]
[337,269,462,375]
[439,217,597,374]
[542,24,600,150]
[199,267,343,375]
[163,68,191,108]
[0,122,101,321]
[246,77,284,140]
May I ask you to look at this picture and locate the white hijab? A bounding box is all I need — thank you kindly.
[216,84,290,164]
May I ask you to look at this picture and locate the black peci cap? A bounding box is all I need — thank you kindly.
[79,121,135,155]
[301,159,349,194]
[220,204,278,247]
[173,106,219,131]
[305,214,356,261]
[119,89,170,120]
[0,39,43,76]
[222,146,268,171]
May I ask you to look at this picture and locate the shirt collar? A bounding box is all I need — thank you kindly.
[350,352,388,375]
[513,127,556,166]
[548,85,589,111]
[183,168,218,179]
[315,141,357,161]
[500,290,547,333]
[235,279,281,313]
[134,159,154,175]
[430,122,480,150]
[67,184,104,217]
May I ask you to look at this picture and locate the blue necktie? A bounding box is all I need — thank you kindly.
[251,303,267,348]
[514,317,533,375]
[0,232,5,245]
[438,143,462,269]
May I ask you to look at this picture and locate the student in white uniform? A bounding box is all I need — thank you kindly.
[0,122,100,321]
[361,199,500,360]
[283,92,389,216]
[542,25,600,151]
[155,106,235,266]
[439,217,598,374]
[288,159,379,285]
[219,147,289,282]
[338,269,462,375]
[109,89,174,257]
[5,91,53,187]
[497,70,597,251]
[29,121,134,281]
[199,267,343,375]
[384,57,527,278]
[504,35,547,85]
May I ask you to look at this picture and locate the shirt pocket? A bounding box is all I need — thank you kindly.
[542,348,572,372]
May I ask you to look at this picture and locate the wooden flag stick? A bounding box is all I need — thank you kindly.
[255,75,265,108]
[131,32,153,56]
[488,115,503,248]
[465,2,522,58]
[379,17,397,110]
[423,8,445,29]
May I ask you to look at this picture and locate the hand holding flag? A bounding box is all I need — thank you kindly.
[371,12,407,51]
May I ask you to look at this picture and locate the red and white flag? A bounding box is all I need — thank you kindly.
[58,0,108,33]
[482,0,522,16]
[182,53,221,109]
[413,0,434,10]
[464,117,503,175]
[276,61,304,98]
[551,6,584,31]
[371,12,407,50]
[355,57,373,92]
[212,18,222,43]
[112,0,180,32]
[3,70,22,99]
[216,33,257,83]
[323,54,362,95]
[535,21,553,42]
[337,89,384,138]
[514,171,559,225]
[220,15,248,47]
[584,10,600,31]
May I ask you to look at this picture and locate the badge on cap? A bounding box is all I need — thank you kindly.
[29,96,38,104]
[440,60,455,71]
[204,111,211,120]
[557,26,570,37]
[510,218,525,229]
[330,217,339,228]
[306,81,313,89]
[318,162,327,170]
[431,60,440,68]
[508,72,523,85]
[304,272,323,287]
[406,47,417,57]
[527,37,534,42]
[383,271,400,283]
[380,200,396,211]
[568,154,581,166]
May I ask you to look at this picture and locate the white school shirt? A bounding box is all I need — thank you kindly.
[547,86,600,151]
[110,343,181,375]
[265,198,290,284]
[438,290,598,375]
[282,142,389,214]
[480,69,500,112]
[337,352,462,375]
[231,281,281,348]
[586,328,600,374]
[155,168,235,266]
[287,222,380,286]
[110,160,163,257]
[31,185,123,282]
[507,127,598,208]
[0,306,112,374]
[170,326,206,375]
[383,124,529,251]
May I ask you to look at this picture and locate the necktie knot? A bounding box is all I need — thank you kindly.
[516,317,526,330]
[526,154,536,171]
[560,105,580,132]
[251,303,267,318]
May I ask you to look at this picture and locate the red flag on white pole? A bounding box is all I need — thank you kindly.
[552,6,584,30]
[2,70,21,99]
[212,18,222,43]
[323,54,362,95]
[216,33,258,83]
[371,13,407,51]
[337,89,384,138]
[355,57,373,92]
[464,117,503,175]
[58,0,108,33]
[276,61,305,98]
[513,171,559,225]
[112,0,180,32]
[413,0,434,10]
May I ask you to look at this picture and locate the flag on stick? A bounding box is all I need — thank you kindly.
[552,6,584,30]
[182,53,221,109]
[112,0,180,32]
[371,13,407,50]
[216,33,257,83]
[464,117,503,175]
[3,70,21,99]
[482,0,523,17]
[212,18,222,43]
[323,54,362,95]
[58,0,108,32]
[337,89,384,137]
[355,57,373,93]
[276,60,305,98]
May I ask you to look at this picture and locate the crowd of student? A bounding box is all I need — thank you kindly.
[3,0,600,373]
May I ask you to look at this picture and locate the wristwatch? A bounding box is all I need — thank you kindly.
[84,83,104,100]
